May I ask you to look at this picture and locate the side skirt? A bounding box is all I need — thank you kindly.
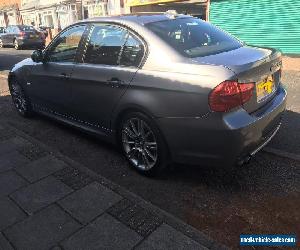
[32,104,117,145]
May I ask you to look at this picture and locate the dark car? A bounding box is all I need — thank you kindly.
[0,25,45,50]
[0,27,5,34]
[8,13,286,176]
[38,26,49,38]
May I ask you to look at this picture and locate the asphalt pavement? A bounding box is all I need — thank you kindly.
[0,48,299,249]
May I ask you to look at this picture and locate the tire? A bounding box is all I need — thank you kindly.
[9,79,33,117]
[0,39,3,48]
[118,111,170,176]
[14,39,20,50]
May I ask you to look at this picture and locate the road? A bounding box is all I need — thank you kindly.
[1,48,299,249]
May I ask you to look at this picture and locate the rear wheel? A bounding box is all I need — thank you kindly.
[0,39,4,48]
[14,39,20,50]
[119,112,169,176]
[9,80,33,117]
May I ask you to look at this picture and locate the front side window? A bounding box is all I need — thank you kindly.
[146,17,242,58]
[83,24,127,65]
[46,25,86,62]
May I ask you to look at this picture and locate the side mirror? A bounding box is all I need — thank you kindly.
[31,50,44,63]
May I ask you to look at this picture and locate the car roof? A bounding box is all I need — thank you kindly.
[81,13,191,25]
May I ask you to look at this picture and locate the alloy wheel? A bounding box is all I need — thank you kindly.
[14,40,19,50]
[10,82,27,114]
[122,117,158,171]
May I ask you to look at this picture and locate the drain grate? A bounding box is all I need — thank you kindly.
[108,199,162,237]
[53,166,95,190]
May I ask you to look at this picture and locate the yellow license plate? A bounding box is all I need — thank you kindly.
[256,75,274,102]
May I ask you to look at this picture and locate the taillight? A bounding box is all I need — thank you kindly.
[19,31,26,37]
[209,80,254,112]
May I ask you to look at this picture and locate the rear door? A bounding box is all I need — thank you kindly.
[1,26,13,45]
[9,26,19,44]
[70,23,145,130]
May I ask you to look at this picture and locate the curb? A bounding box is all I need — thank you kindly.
[5,121,227,250]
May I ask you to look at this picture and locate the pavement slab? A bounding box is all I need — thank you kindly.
[15,155,68,182]
[0,197,27,231]
[108,199,162,237]
[136,223,208,250]
[53,166,95,190]
[0,150,30,173]
[10,176,73,214]
[0,139,20,156]
[0,171,28,197]
[4,204,81,250]
[62,213,142,250]
[0,232,13,250]
[58,181,122,224]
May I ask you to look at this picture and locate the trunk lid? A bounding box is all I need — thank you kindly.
[193,46,282,113]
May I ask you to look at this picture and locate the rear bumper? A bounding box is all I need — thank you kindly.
[156,86,287,167]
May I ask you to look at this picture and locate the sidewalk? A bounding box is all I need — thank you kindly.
[0,123,225,250]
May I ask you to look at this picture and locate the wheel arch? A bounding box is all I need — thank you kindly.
[112,104,171,159]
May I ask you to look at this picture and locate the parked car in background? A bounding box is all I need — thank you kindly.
[0,27,5,35]
[0,25,45,50]
[8,13,286,176]
[38,26,49,38]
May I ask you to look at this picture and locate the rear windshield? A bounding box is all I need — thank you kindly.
[18,26,35,31]
[0,27,5,33]
[145,17,242,58]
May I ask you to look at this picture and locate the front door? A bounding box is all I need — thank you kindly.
[70,23,145,131]
[27,24,87,115]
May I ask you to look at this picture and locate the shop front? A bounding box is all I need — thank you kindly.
[127,0,209,20]
[209,0,300,54]
[83,0,108,19]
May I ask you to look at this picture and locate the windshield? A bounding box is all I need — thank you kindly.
[18,25,36,32]
[145,17,242,58]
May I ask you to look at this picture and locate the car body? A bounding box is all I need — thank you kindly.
[8,13,286,175]
[0,25,45,49]
[38,26,49,38]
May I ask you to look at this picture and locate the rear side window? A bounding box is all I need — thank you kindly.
[120,33,144,67]
[84,25,127,65]
[83,24,144,67]
[145,17,242,58]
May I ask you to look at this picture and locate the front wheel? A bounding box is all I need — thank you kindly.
[9,80,33,117]
[119,112,169,176]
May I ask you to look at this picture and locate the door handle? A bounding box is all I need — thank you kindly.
[106,78,122,88]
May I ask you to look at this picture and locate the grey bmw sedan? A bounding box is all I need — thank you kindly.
[8,13,286,176]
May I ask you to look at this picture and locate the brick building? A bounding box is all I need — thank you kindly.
[0,0,22,26]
